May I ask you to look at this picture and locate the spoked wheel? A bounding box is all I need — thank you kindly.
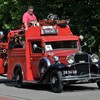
[14,69,23,88]
[50,70,63,93]
[97,81,100,89]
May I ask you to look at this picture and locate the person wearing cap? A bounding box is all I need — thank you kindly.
[22,5,37,30]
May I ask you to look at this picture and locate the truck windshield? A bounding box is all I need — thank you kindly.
[45,40,78,51]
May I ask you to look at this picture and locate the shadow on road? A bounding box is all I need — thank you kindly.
[0,77,14,87]
[63,84,99,92]
[0,77,99,93]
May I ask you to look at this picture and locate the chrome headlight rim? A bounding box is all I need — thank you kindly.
[91,54,99,63]
[67,55,75,64]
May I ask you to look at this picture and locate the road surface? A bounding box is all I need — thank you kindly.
[0,76,100,100]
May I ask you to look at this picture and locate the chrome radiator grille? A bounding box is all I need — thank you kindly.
[74,53,90,75]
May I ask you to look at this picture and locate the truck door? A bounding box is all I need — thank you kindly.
[30,41,42,79]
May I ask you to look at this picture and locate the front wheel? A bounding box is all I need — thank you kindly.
[50,70,63,93]
[14,68,23,88]
[97,81,100,89]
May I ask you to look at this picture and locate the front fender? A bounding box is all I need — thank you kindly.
[39,57,51,68]
[40,63,66,83]
[49,63,65,69]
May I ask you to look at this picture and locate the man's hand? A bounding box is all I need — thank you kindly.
[30,21,39,26]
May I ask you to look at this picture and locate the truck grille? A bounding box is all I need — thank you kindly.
[74,53,90,75]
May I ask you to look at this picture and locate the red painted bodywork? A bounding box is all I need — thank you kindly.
[0,22,80,82]
[0,43,8,74]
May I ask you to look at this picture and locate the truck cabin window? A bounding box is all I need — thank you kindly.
[31,42,42,53]
[45,40,78,52]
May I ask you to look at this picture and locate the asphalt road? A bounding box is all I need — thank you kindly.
[0,76,100,100]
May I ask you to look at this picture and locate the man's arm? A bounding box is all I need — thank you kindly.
[22,13,29,30]
[23,22,28,30]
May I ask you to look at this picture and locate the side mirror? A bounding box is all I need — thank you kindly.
[79,35,84,41]
[33,44,38,50]
[33,44,43,53]
[0,31,4,39]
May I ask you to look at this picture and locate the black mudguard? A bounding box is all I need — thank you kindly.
[39,63,67,83]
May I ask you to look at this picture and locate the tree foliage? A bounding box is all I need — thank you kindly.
[0,0,100,53]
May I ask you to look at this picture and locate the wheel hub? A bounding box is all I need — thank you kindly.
[52,77,57,84]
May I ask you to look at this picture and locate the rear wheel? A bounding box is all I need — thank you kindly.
[50,70,63,93]
[97,81,100,89]
[14,68,23,88]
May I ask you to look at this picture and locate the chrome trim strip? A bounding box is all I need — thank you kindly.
[42,57,51,67]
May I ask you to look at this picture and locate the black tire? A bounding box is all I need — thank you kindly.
[50,70,63,93]
[14,68,23,88]
[97,81,100,89]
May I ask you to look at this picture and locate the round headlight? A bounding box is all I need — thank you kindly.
[91,54,99,63]
[67,55,74,64]
[53,56,59,62]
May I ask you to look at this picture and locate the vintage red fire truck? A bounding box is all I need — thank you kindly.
[0,19,100,93]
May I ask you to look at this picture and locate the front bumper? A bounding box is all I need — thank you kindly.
[62,74,100,83]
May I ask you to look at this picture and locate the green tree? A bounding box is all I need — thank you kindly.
[0,0,100,53]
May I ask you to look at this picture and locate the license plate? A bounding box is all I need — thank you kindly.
[63,70,77,75]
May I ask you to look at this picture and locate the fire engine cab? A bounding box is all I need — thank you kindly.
[0,20,100,93]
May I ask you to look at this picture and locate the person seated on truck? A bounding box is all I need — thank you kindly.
[9,34,23,49]
[47,13,59,21]
[14,34,23,48]
[22,5,38,30]
[46,13,70,27]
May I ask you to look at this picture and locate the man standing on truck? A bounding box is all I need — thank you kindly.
[22,5,37,30]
